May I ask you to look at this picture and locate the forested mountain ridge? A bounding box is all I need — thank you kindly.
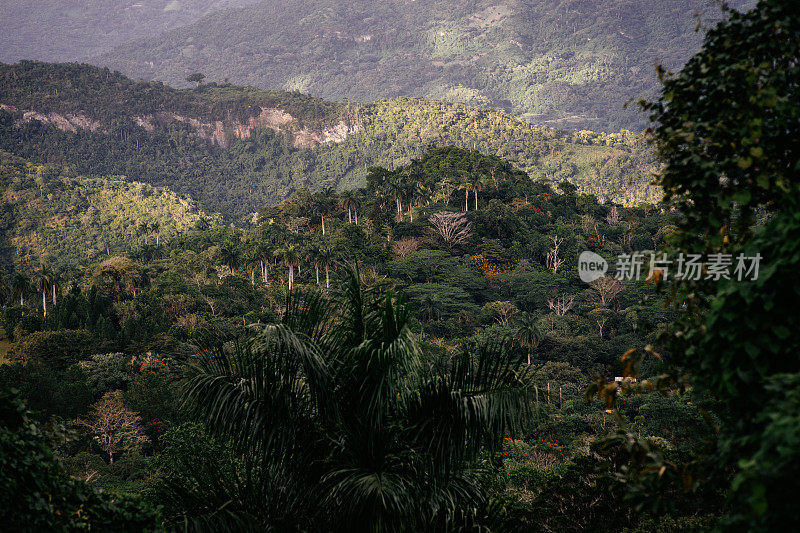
[0,62,660,219]
[0,151,211,273]
[93,0,753,131]
[0,0,261,64]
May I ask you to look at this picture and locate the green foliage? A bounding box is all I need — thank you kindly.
[643,0,800,250]
[12,328,94,368]
[0,389,160,531]
[0,143,684,528]
[589,1,800,529]
[0,151,210,272]
[0,62,661,219]
[173,267,532,530]
[77,352,133,395]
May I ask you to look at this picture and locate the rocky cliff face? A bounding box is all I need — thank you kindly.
[0,103,362,149]
[2,104,106,134]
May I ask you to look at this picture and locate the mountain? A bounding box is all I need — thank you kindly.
[0,151,211,272]
[0,62,659,220]
[93,0,752,131]
[0,0,260,63]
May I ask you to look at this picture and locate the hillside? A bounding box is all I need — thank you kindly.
[93,0,752,131]
[0,151,211,272]
[0,1,260,63]
[0,62,659,219]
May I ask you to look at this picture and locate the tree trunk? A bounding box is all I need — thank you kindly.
[52,284,57,306]
[474,189,478,211]
[325,265,330,289]
[42,290,47,317]
[315,264,320,285]
[288,265,293,290]
[465,189,469,212]
[348,209,352,223]
[321,215,326,235]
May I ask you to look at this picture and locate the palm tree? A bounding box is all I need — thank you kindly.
[50,270,62,308]
[459,176,474,212]
[150,221,161,245]
[317,245,334,289]
[218,245,240,273]
[275,244,299,290]
[11,273,30,308]
[313,189,336,235]
[258,242,272,284]
[242,248,261,285]
[172,265,531,530]
[339,190,359,224]
[419,295,442,322]
[387,176,405,220]
[474,175,491,211]
[514,312,544,365]
[138,221,150,245]
[36,267,53,317]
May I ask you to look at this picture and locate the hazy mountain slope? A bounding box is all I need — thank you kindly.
[0,62,659,219]
[0,0,260,63]
[94,0,752,131]
[0,151,211,272]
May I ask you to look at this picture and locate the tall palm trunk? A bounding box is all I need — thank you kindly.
[465,189,469,212]
[315,264,320,285]
[42,290,47,317]
[325,264,330,288]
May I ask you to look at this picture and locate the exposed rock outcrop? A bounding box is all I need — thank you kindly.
[1,103,362,149]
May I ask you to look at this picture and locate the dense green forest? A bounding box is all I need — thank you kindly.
[0,1,260,63]
[0,151,212,273]
[94,0,753,131]
[0,62,659,218]
[2,1,799,531]
[1,146,695,530]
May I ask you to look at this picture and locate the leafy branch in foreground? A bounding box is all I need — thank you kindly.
[587,2,800,530]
